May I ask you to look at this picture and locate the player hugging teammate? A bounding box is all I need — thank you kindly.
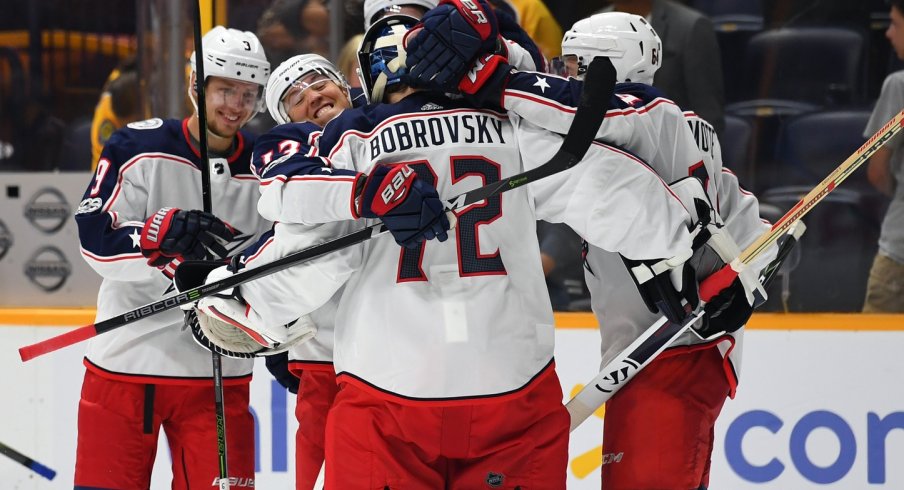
[74,1,774,489]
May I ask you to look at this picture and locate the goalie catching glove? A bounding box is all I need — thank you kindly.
[174,260,317,358]
[139,207,238,267]
[356,163,450,249]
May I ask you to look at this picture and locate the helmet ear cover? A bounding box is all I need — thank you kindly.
[357,14,419,104]
[561,12,662,84]
[265,54,351,124]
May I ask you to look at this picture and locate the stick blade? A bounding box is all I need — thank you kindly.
[19,324,97,362]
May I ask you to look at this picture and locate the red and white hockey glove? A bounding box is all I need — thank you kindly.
[139,207,238,267]
[404,0,499,87]
[175,261,317,358]
[356,163,450,249]
[458,48,515,108]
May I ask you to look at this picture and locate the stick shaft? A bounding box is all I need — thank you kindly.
[0,441,56,480]
[17,58,616,363]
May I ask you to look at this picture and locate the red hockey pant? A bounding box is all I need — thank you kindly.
[601,345,730,490]
[325,370,570,489]
[74,370,255,489]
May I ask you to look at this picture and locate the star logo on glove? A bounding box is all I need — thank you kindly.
[129,229,141,249]
[533,75,551,93]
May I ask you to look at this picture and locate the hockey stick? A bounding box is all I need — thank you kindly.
[568,107,902,428]
[567,220,807,431]
[190,4,230,489]
[698,107,904,300]
[0,440,56,480]
[18,56,616,362]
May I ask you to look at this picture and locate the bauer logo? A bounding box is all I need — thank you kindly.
[24,246,71,292]
[0,220,12,262]
[485,472,505,488]
[24,187,70,233]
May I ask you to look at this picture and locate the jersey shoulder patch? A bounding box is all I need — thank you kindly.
[126,118,164,130]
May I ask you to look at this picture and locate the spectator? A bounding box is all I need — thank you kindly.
[258,0,331,66]
[90,56,142,170]
[337,33,364,88]
[863,0,904,313]
[538,221,588,310]
[496,0,564,58]
[606,0,726,134]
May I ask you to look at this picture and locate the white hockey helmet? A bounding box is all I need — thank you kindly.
[561,12,662,84]
[357,14,418,104]
[189,26,270,114]
[363,0,438,29]
[265,54,351,125]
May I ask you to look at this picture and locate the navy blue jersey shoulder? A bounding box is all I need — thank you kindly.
[318,91,466,153]
[612,82,667,108]
[252,121,324,179]
[100,118,256,176]
[102,118,194,165]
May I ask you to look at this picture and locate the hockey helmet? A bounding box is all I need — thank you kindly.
[363,0,438,29]
[561,12,662,84]
[266,54,351,125]
[189,26,270,114]
[357,14,418,104]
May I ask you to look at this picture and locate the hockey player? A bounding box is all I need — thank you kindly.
[560,15,773,489]
[254,53,356,490]
[182,14,715,488]
[404,10,776,488]
[72,26,270,489]
[252,8,550,486]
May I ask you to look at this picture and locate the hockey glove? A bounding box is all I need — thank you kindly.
[624,251,700,325]
[174,261,317,358]
[265,352,300,394]
[404,0,499,88]
[140,207,238,268]
[695,276,754,338]
[458,48,515,109]
[356,163,450,249]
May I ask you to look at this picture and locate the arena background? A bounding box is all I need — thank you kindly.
[1,0,903,488]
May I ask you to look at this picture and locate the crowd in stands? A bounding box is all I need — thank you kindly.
[1,0,901,312]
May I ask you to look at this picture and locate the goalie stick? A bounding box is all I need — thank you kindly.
[698,107,904,300]
[566,107,904,430]
[567,220,807,432]
[18,56,617,363]
[0,440,56,481]
[189,4,231,488]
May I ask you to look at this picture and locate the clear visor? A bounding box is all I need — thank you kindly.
[210,85,264,111]
[282,74,333,109]
[550,55,583,78]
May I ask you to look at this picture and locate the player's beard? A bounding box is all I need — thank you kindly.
[207,110,246,140]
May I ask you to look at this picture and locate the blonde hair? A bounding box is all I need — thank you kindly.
[337,34,365,88]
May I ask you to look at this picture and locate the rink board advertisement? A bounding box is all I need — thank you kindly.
[1,314,902,489]
[0,173,102,306]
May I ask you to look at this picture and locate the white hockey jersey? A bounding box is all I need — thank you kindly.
[236,91,695,402]
[501,75,776,394]
[74,118,270,384]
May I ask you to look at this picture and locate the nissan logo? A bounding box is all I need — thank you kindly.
[0,220,11,262]
[24,187,70,234]
[24,246,72,292]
